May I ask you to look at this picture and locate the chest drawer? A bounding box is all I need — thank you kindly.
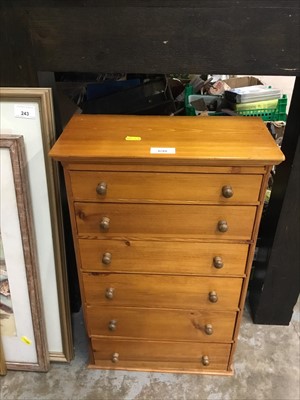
[79,239,249,276]
[92,338,231,372]
[87,307,236,342]
[75,203,257,240]
[83,273,243,310]
[70,171,262,204]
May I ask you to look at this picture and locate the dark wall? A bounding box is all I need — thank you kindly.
[1,1,299,87]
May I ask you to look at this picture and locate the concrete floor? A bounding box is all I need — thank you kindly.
[1,300,299,400]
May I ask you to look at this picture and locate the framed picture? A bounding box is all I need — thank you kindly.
[0,338,7,375]
[0,135,49,371]
[0,88,73,362]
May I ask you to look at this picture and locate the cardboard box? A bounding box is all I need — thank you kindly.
[223,76,263,89]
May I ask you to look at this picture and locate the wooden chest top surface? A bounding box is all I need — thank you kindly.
[49,115,284,166]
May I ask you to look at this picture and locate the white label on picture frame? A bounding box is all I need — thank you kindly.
[14,104,36,119]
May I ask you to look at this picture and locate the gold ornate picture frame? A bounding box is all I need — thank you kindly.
[0,88,73,362]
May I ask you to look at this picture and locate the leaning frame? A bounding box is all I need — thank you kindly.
[0,88,73,362]
[0,135,49,371]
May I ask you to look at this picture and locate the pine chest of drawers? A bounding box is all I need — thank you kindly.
[50,114,284,375]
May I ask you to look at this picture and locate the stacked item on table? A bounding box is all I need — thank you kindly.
[185,77,287,122]
[224,85,281,103]
[224,85,287,121]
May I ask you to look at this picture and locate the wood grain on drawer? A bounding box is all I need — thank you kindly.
[79,239,249,276]
[82,273,243,310]
[70,171,262,204]
[87,307,237,342]
[91,338,231,372]
[75,203,257,241]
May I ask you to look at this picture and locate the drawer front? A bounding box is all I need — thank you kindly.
[91,338,231,372]
[87,307,237,342]
[79,239,249,276]
[75,203,257,240]
[82,273,243,310]
[70,171,262,204]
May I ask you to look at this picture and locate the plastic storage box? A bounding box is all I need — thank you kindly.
[185,85,224,116]
[185,86,287,121]
[235,95,287,121]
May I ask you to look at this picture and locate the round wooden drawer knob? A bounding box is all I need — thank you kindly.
[222,185,233,198]
[208,291,218,303]
[218,220,228,233]
[112,352,119,363]
[108,320,117,331]
[102,252,112,265]
[213,256,224,269]
[96,182,107,196]
[100,216,110,231]
[105,288,114,300]
[204,324,214,335]
[201,355,210,366]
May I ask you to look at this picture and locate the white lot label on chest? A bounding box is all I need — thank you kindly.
[150,147,176,154]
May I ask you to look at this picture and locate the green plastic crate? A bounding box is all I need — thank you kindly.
[185,85,223,116]
[185,85,197,116]
[185,85,287,121]
[236,95,287,121]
